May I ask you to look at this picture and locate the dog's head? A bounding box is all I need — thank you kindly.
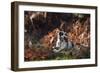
[59,31,66,38]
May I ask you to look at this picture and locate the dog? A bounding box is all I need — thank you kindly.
[53,31,74,53]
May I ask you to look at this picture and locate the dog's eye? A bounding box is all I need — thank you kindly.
[59,32,63,36]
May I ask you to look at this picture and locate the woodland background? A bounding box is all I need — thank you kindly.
[24,11,90,61]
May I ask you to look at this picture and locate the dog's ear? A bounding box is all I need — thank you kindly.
[64,32,66,34]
